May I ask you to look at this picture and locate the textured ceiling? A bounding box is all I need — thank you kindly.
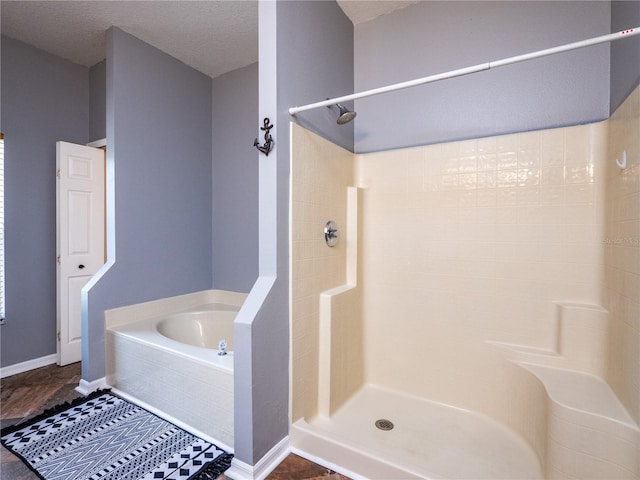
[337,0,419,24]
[0,1,259,79]
[0,0,417,79]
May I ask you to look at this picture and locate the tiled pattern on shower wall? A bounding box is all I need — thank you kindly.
[356,122,608,402]
[605,84,640,426]
[291,123,355,422]
[290,91,639,435]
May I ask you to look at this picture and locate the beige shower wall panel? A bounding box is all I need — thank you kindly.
[356,123,608,407]
[605,84,640,426]
[291,123,355,421]
[317,284,364,417]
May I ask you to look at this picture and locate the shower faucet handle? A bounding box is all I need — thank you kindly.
[324,221,339,247]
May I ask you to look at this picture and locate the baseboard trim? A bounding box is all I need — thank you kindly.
[0,354,57,378]
[225,436,289,480]
[75,377,108,396]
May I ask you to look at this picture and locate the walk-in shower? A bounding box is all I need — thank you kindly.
[290,106,640,480]
[289,27,640,479]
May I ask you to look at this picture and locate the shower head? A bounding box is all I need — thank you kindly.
[327,102,357,125]
[336,103,357,124]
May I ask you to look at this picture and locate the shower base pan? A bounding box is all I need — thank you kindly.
[291,384,541,480]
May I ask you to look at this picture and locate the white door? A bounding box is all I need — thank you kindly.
[56,142,105,366]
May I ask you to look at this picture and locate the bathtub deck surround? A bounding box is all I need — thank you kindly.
[105,289,246,450]
[290,83,640,480]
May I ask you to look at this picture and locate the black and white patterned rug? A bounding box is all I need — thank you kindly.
[1,390,233,480]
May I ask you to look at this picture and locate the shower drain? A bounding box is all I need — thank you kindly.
[375,419,394,431]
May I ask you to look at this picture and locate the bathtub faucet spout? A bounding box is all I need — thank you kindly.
[218,339,228,356]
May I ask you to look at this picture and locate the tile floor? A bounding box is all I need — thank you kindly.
[0,363,349,480]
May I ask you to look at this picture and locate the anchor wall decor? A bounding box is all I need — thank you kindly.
[254,117,273,156]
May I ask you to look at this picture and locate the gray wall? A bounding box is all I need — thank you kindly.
[232,0,354,466]
[89,60,106,142]
[83,28,213,381]
[354,1,611,152]
[212,63,259,293]
[0,36,89,367]
[278,1,354,152]
[610,1,640,112]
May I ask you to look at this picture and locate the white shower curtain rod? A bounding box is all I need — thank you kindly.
[288,27,639,115]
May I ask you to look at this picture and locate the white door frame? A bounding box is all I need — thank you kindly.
[87,138,106,148]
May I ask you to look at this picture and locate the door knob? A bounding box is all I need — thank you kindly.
[78,264,85,269]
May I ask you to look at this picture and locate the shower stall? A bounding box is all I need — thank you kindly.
[288,77,640,477]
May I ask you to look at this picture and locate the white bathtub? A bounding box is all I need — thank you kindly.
[156,304,237,353]
[105,290,247,449]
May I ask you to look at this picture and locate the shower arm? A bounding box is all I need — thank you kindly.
[288,27,639,116]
